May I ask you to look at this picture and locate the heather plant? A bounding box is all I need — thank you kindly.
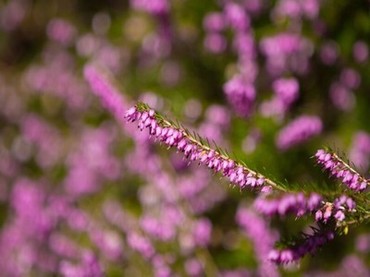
[0,0,369,276]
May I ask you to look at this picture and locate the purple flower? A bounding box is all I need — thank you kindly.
[273,0,320,20]
[353,41,369,64]
[60,251,104,277]
[269,230,334,264]
[192,218,212,247]
[224,3,250,31]
[315,149,369,192]
[329,82,355,111]
[130,0,169,15]
[315,195,356,223]
[185,258,203,276]
[320,41,339,65]
[127,232,155,259]
[47,18,76,46]
[260,33,312,74]
[272,78,299,106]
[203,12,225,32]
[276,115,322,150]
[237,206,279,276]
[204,33,227,54]
[340,68,361,90]
[254,192,322,217]
[356,234,370,254]
[223,75,256,117]
[84,64,128,123]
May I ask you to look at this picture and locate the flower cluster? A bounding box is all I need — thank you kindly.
[276,115,323,150]
[268,230,335,264]
[260,32,313,75]
[223,75,256,118]
[254,192,322,217]
[315,195,356,224]
[125,104,269,190]
[315,149,369,191]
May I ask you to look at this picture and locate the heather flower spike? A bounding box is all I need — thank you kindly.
[125,102,284,193]
[125,102,370,266]
[269,228,335,265]
[315,149,369,192]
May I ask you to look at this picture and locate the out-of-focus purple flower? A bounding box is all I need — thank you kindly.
[84,64,128,122]
[242,0,263,14]
[185,258,203,277]
[273,77,299,105]
[329,82,355,111]
[21,114,62,168]
[262,77,299,120]
[233,32,255,59]
[47,19,77,46]
[203,12,225,32]
[205,105,230,127]
[93,44,125,74]
[160,61,182,87]
[260,98,286,120]
[254,192,322,217]
[60,251,103,277]
[49,233,83,260]
[319,41,338,65]
[131,0,169,15]
[260,33,312,75]
[90,229,124,261]
[353,41,369,63]
[356,234,370,254]
[261,33,310,56]
[204,33,227,54]
[23,56,88,110]
[192,218,212,247]
[273,0,320,20]
[140,215,176,241]
[242,128,262,154]
[237,206,279,276]
[152,255,172,277]
[76,33,101,57]
[141,32,171,60]
[224,75,255,117]
[224,3,250,31]
[0,0,27,31]
[340,68,361,90]
[315,149,369,191]
[349,131,370,172]
[127,232,155,259]
[276,115,322,150]
[63,126,120,196]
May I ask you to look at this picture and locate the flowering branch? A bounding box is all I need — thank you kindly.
[124,102,370,265]
[315,149,369,192]
[125,102,287,193]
